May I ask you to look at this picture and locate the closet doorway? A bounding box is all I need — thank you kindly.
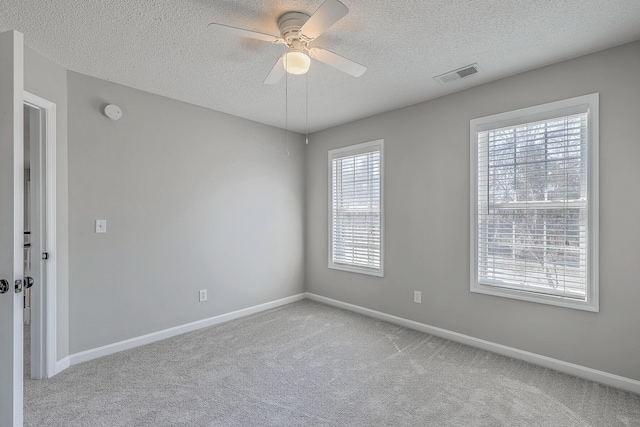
[23,92,57,380]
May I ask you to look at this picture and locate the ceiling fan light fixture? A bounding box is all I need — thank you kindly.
[209,0,366,84]
[283,50,310,75]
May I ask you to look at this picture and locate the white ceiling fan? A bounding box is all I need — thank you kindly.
[208,0,367,84]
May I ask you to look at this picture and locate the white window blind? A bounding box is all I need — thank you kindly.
[329,140,383,276]
[478,113,589,297]
[471,94,598,311]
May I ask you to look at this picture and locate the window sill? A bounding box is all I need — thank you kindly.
[329,263,384,277]
[470,282,599,312]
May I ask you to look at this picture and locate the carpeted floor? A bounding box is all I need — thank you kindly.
[24,300,640,426]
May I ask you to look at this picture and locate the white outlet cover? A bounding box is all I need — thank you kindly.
[414,291,422,303]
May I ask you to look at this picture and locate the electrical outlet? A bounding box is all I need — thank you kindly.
[413,290,422,304]
[199,289,207,302]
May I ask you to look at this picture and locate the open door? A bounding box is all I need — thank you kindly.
[0,29,25,426]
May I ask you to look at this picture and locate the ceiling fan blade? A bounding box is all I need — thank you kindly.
[208,23,281,43]
[308,47,366,77]
[299,0,349,40]
[264,56,285,84]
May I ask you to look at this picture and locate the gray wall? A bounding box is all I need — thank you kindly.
[24,47,70,360]
[67,72,305,354]
[305,41,640,381]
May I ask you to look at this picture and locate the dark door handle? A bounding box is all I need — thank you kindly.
[0,279,8,294]
[24,276,34,289]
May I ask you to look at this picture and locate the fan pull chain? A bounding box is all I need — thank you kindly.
[284,60,290,156]
[305,71,309,144]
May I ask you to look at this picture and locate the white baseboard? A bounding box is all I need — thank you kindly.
[55,356,70,375]
[68,293,306,366]
[305,292,640,395]
[61,291,640,395]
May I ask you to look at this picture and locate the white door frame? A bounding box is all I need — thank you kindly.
[23,91,57,379]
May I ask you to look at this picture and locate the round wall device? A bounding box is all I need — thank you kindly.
[104,104,123,120]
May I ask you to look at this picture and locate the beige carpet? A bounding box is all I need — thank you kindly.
[24,300,640,426]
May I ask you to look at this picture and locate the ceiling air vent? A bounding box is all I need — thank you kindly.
[434,63,481,84]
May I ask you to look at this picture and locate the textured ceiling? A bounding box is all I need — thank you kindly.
[2,0,640,133]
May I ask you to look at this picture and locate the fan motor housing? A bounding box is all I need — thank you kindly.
[278,12,310,41]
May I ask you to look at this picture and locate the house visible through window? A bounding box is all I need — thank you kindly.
[470,94,599,311]
[329,140,384,277]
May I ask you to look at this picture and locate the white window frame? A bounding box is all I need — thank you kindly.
[328,139,384,277]
[470,94,599,311]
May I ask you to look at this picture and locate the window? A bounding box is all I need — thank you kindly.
[329,140,384,276]
[470,94,598,311]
